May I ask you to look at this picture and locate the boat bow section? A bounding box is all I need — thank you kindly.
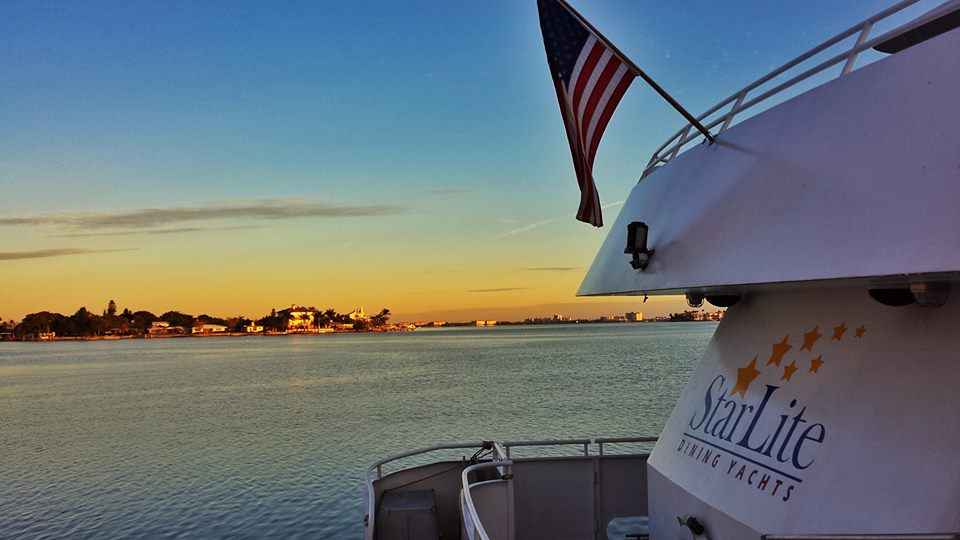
[579,22,960,297]
[647,286,960,536]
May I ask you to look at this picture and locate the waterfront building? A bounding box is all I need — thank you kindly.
[192,324,227,334]
[278,305,320,330]
[147,321,185,335]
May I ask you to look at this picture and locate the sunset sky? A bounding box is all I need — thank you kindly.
[0,0,918,322]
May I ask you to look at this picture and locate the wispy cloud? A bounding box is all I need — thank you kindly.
[491,200,624,240]
[467,287,529,293]
[522,267,579,272]
[57,225,264,238]
[0,248,137,261]
[0,198,404,231]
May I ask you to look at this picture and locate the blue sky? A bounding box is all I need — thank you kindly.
[0,0,934,320]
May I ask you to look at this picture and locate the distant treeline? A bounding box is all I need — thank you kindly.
[9,300,391,338]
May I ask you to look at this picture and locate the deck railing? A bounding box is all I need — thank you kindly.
[461,436,657,540]
[363,441,493,540]
[461,460,514,540]
[641,0,959,179]
[502,436,658,458]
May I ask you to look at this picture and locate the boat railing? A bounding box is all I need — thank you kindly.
[503,437,592,457]
[461,460,515,540]
[641,0,958,179]
[502,435,658,458]
[363,441,495,540]
[462,436,658,540]
[596,435,658,455]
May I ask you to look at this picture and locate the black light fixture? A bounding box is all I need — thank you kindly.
[625,221,655,270]
[911,282,949,307]
[868,283,949,307]
[686,292,704,308]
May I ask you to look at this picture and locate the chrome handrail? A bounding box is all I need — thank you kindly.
[461,460,514,540]
[596,435,658,455]
[641,0,958,179]
[503,438,592,457]
[363,441,491,540]
[503,436,659,457]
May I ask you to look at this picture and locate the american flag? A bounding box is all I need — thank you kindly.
[537,0,636,227]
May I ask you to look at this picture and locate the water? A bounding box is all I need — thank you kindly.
[0,323,715,539]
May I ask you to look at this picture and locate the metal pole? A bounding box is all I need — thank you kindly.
[555,0,715,143]
[841,22,873,75]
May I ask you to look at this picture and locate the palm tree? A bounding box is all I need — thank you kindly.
[372,308,391,327]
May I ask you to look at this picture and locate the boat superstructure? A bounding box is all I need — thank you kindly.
[364,1,960,538]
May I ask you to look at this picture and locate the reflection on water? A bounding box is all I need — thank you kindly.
[0,323,714,538]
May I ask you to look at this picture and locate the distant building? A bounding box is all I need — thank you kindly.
[680,310,726,322]
[626,311,644,322]
[245,323,264,333]
[278,305,320,330]
[474,320,497,327]
[347,307,366,321]
[192,324,227,334]
[413,321,446,328]
[148,321,185,335]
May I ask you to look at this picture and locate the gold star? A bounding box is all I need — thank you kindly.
[781,360,798,381]
[855,325,866,338]
[768,335,792,367]
[800,325,821,351]
[809,355,824,374]
[730,356,762,399]
[831,323,847,341]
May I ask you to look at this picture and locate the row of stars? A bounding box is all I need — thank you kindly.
[768,323,866,367]
[730,323,867,398]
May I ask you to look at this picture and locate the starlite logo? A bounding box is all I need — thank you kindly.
[676,322,867,503]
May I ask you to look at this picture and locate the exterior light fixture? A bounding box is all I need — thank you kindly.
[686,293,705,308]
[868,283,949,307]
[625,221,655,270]
[911,282,949,307]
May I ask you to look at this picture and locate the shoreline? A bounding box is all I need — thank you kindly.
[0,320,722,343]
[1,329,413,343]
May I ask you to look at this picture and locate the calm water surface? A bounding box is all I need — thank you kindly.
[0,323,715,539]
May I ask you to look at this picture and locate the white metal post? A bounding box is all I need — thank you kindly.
[842,22,874,75]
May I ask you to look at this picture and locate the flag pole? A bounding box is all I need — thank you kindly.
[555,0,715,144]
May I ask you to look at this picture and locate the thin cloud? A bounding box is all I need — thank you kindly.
[491,200,624,240]
[0,248,137,261]
[467,287,529,293]
[57,225,264,238]
[0,198,404,231]
[522,267,579,272]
